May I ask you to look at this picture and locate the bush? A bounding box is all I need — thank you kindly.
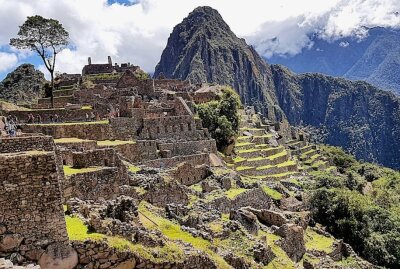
[196,87,241,151]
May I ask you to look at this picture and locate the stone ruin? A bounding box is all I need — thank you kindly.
[0,57,373,269]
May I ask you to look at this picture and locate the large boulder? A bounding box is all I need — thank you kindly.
[230,208,259,235]
[0,234,24,252]
[38,244,78,269]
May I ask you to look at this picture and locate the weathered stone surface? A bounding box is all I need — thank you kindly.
[230,208,259,235]
[0,235,24,252]
[110,259,136,269]
[276,224,305,262]
[38,244,78,269]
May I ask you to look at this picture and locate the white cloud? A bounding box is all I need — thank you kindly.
[0,52,18,73]
[0,0,399,76]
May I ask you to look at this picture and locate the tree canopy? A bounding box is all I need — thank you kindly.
[196,87,241,151]
[10,15,69,106]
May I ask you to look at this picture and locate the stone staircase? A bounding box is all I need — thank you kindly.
[228,110,300,180]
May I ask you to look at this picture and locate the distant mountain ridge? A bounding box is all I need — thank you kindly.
[155,6,400,169]
[268,27,400,95]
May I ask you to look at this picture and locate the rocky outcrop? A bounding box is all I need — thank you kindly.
[0,64,46,105]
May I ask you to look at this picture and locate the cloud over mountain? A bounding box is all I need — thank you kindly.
[0,0,398,77]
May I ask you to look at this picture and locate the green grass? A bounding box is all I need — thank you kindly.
[257,231,295,269]
[28,120,109,126]
[66,215,184,263]
[305,228,334,253]
[65,216,104,241]
[139,202,230,268]
[225,188,247,199]
[236,166,254,172]
[268,150,287,160]
[63,166,103,176]
[235,141,253,147]
[97,140,136,146]
[247,156,267,162]
[233,156,247,163]
[128,164,141,173]
[276,160,296,168]
[262,186,283,200]
[81,105,92,110]
[54,137,94,143]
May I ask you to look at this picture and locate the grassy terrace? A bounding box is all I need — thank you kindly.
[66,215,185,264]
[225,188,247,199]
[237,145,283,154]
[97,140,136,146]
[237,134,273,141]
[139,202,231,268]
[63,166,103,176]
[235,141,254,147]
[236,166,254,172]
[262,186,283,200]
[27,120,109,126]
[305,228,334,253]
[54,137,94,143]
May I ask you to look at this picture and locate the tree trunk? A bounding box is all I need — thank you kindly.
[50,71,54,108]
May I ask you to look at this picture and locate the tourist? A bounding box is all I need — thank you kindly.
[27,114,34,123]
[54,114,59,122]
[116,107,120,117]
[36,115,42,123]
[85,113,89,122]
[50,115,54,123]
[90,111,95,121]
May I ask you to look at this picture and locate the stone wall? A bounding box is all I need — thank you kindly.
[171,162,211,186]
[141,115,198,140]
[63,168,125,201]
[143,153,210,168]
[0,151,68,251]
[10,108,94,124]
[22,122,114,140]
[158,140,217,156]
[71,239,216,269]
[0,135,55,153]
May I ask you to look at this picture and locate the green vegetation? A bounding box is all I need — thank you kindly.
[305,228,334,253]
[139,202,231,268]
[307,145,400,268]
[65,215,184,263]
[54,137,93,143]
[97,140,136,146]
[262,186,283,200]
[65,216,104,241]
[196,87,241,151]
[225,188,247,199]
[63,166,103,176]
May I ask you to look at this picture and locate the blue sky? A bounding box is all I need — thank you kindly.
[1,0,399,81]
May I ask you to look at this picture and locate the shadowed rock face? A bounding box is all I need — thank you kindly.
[0,64,46,105]
[154,6,286,121]
[155,6,400,169]
[270,65,400,169]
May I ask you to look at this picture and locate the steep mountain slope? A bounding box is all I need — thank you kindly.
[271,65,400,169]
[155,6,400,169]
[268,27,400,95]
[154,6,285,121]
[0,64,46,105]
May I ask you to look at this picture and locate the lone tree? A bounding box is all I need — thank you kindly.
[10,15,69,108]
